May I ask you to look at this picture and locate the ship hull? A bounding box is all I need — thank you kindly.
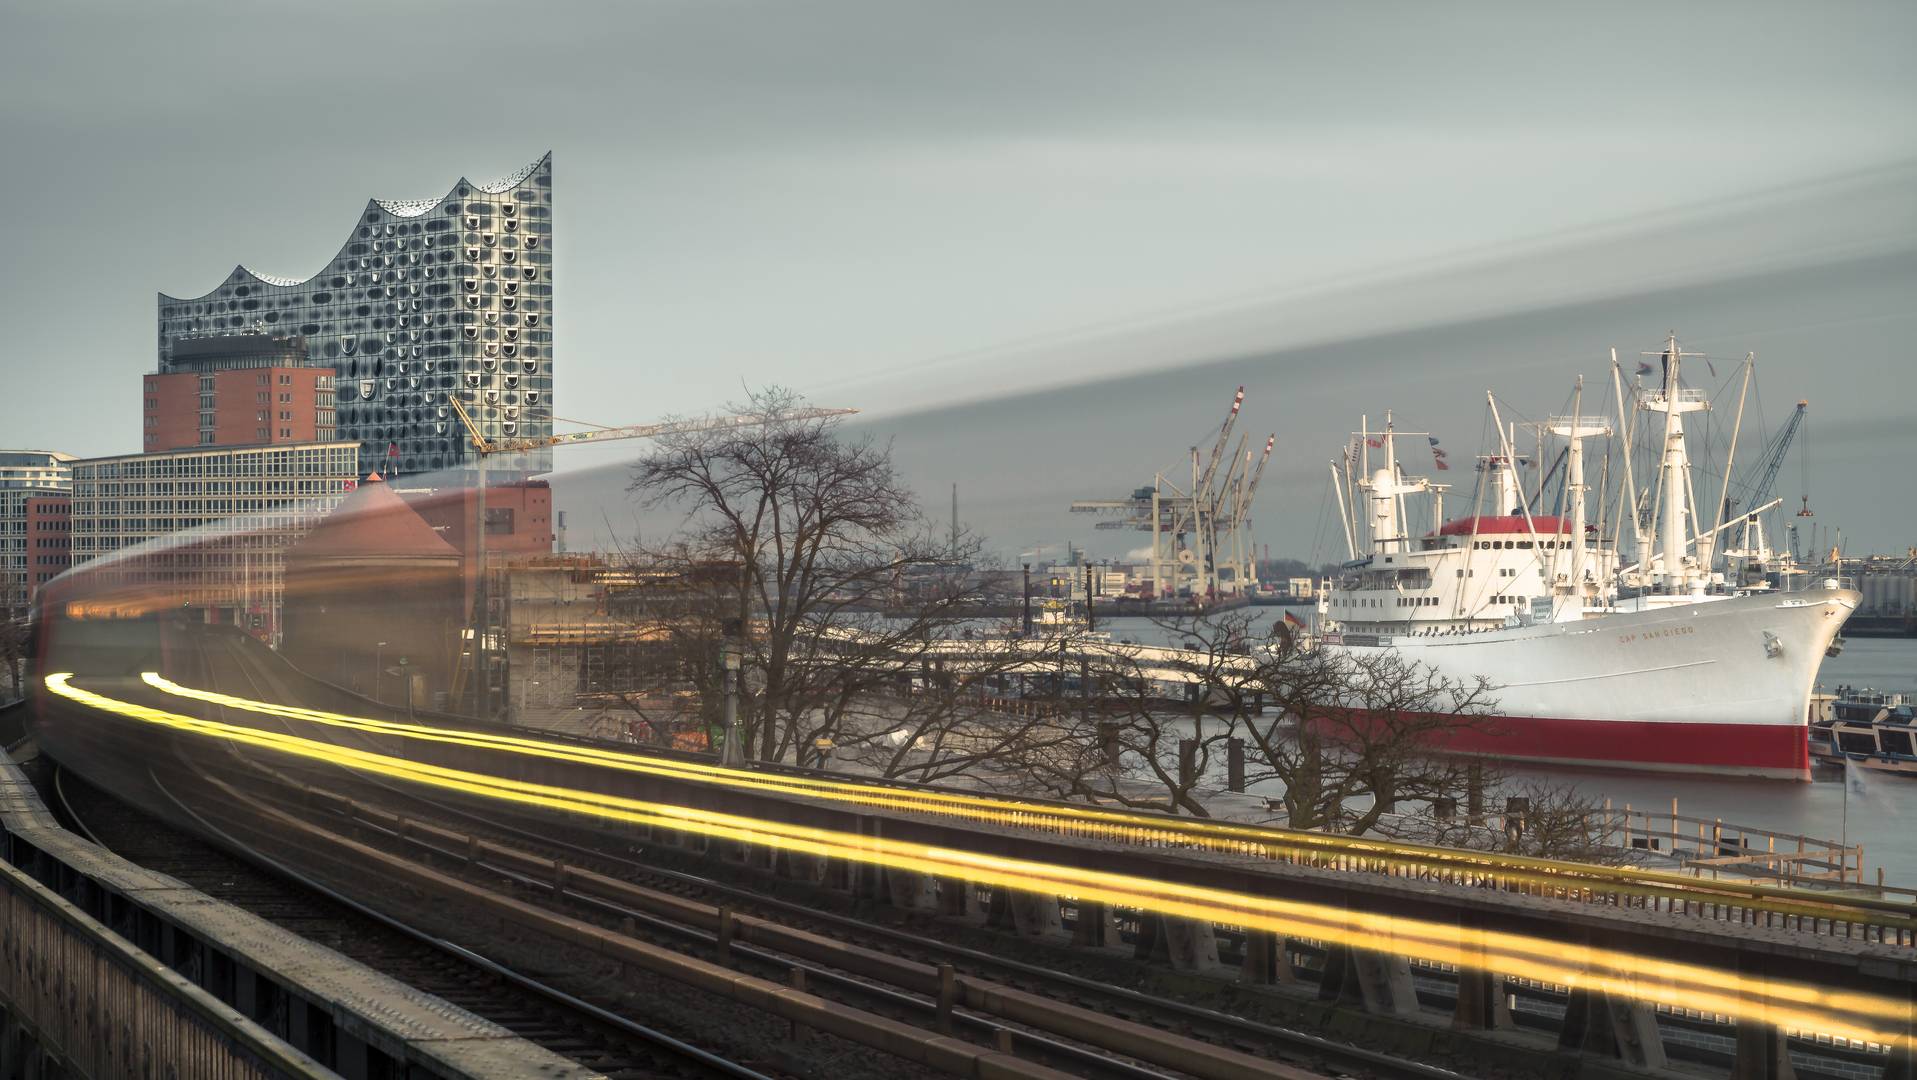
[1324,589,1858,780]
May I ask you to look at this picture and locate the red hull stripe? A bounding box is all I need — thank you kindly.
[1345,711,1809,776]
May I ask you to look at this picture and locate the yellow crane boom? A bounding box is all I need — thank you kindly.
[446,394,858,456]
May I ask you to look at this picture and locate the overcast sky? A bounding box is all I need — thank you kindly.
[3,1,1913,555]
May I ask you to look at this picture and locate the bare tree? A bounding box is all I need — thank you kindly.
[627,387,995,766]
[0,615,26,703]
[1244,628,1498,836]
[1009,612,1267,817]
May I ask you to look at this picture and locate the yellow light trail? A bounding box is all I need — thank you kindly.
[140,672,1917,925]
[48,673,1916,1047]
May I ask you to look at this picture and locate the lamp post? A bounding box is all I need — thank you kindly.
[720,642,743,765]
[373,641,387,703]
[1021,563,1033,638]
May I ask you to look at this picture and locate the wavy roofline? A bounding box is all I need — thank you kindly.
[158,152,550,302]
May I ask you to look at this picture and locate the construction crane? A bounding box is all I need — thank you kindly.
[445,393,857,718]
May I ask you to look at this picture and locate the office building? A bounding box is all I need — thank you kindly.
[0,451,75,612]
[143,334,336,452]
[156,154,554,478]
[70,441,359,638]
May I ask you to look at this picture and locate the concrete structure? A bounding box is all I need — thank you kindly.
[282,474,466,710]
[502,556,673,732]
[156,155,554,478]
[69,442,359,638]
[0,450,74,613]
[143,334,336,452]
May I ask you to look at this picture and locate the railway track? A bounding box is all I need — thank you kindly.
[312,767,1471,1080]
[48,761,781,1080]
[194,637,1457,1080]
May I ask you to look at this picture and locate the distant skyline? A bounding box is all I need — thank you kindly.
[3,1,1913,552]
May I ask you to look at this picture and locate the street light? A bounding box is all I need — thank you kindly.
[373,641,388,703]
[397,655,412,720]
[720,642,743,765]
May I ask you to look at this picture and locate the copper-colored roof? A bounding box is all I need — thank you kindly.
[291,473,461,560]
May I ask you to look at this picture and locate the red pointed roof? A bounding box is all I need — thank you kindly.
[291,473,461,560]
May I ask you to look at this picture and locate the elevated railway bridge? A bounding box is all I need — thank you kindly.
[11,614,1916,1079]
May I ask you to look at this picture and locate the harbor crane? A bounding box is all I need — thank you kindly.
[1069,386,1273,600]
[1721,400,1808,578]
[445,393,857,718]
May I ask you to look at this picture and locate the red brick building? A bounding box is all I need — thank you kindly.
[404,480,556,566]
[23,493,71,601]
[143,334,336,452]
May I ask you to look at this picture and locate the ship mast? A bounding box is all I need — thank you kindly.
[1546,376,1611,606]
[1639,332,1710,594]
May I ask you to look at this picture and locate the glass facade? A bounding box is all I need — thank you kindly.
[156,155,553,478]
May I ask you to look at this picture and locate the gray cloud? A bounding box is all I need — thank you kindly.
[2,0,1912,553]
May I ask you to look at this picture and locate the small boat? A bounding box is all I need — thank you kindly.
[1809,686,1917,775]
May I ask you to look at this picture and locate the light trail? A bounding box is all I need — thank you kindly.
[139,672,1917,926]
[47,673,1916,1047]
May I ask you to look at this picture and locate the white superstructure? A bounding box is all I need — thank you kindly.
[1317,335,1857,779]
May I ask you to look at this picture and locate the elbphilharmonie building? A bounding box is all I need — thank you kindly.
[157,154,554,477]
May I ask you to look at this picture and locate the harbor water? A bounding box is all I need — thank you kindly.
[1091,613,1917,883]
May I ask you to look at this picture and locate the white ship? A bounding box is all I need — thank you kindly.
[1316,335,1857,779]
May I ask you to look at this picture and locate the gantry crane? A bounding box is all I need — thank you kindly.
[1069,386,1273,600]
[1721,400,1808,578]
[444,393,857,717]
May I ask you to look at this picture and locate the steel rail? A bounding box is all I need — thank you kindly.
[137,762,779,1080]
[159,650,1917,936]
[314,759,1469,1080]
